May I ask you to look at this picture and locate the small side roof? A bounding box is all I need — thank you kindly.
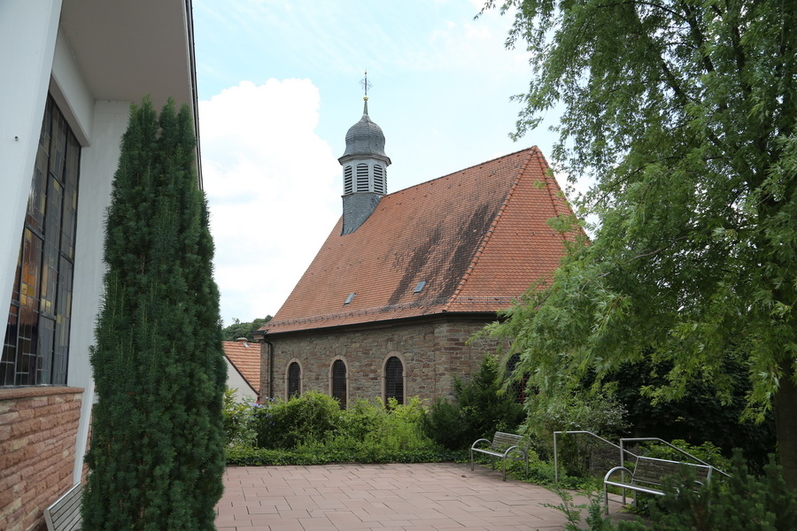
[264,146,579,334]
[223,340,260,394]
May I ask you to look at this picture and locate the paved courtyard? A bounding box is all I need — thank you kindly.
[215,461,617,531]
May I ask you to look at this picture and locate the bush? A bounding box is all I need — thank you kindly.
[557,450,797,531]
[529,393,629,478]
[254,391,342,450]
[616,450,797,531]
[222,388,258,447]
[422,354,525,450]
[307,397,438,462]
[639,438,732,473]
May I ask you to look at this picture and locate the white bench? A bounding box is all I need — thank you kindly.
[44,483,82,531]
[470,431,529,481]
[603,456,713,514]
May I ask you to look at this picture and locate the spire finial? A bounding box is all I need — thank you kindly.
[360,69,371,102]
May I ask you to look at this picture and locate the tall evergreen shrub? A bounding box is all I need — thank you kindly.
[83,99,226,530]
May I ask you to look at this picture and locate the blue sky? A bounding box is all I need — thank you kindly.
[193,0,566,325]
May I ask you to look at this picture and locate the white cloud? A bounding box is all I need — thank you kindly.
[200,79,341,325]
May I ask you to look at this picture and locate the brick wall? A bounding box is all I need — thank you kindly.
[262,316,504,404]
[0,387,83,531]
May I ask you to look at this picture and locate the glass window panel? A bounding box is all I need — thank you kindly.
[10,241,22,302]
[38,316,55,384]
[40,98,52,154]
[1,305,19,386]
[50,110,67,181]
[20,229,43,310]
[26,146,48,232]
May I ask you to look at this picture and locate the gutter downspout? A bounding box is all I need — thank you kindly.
[262,335,274,400]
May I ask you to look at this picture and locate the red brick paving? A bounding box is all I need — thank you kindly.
[216,462,603,531]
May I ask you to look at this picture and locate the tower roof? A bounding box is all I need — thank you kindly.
[339,100,391,163]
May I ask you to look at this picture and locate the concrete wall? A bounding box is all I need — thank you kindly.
[262,317,503,404]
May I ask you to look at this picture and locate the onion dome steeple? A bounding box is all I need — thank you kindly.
[338,71,391,235]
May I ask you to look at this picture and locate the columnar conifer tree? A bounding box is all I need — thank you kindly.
[83,98,226,530]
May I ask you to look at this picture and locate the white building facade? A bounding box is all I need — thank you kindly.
[0,2,200,529]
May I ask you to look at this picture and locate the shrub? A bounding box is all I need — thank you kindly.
[309,397,437,462]
[422,354,525,450]
[222,388,258,447]
[639,438,732,473]
[254,391,342,450]
[528,393,629,478]
[558,450,797,531]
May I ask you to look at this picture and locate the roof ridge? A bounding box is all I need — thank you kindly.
[533,151,579,246]
[442,147,538,312]
[389,146,539,195]
[535,151,566,218]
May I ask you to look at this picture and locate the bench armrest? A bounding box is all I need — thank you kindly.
[470,438,491,450]
[501,445,524,458]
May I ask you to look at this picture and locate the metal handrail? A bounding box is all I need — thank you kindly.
[620,437,730,478]
[553,430,636,484]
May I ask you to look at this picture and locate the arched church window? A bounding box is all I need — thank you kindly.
[331,359,347,409]
[384,356,404,406]
[506,353,529,404]
[287,361,301,398]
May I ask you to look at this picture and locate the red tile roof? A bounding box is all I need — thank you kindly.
[264,147,579,334]
[223,340,260,393]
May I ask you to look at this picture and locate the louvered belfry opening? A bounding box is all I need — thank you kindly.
[343,165,353,194]
[287,361,301,398]
[373,164,385,194]
[385,356,404,406]
[331,359,347,409]
[355,163,369,191]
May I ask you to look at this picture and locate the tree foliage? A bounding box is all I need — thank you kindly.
[83,98,227,529]
[482,0,797,483]
[222,316,272,341]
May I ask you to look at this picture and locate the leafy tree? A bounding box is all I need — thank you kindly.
[222,315,272,341]
[83,98,227,529]
[481,0,797,484]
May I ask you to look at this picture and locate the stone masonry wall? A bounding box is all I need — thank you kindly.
[0,387,83,531]
[261,317,503,405]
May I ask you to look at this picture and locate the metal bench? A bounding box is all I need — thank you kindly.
[470,431,529,481]
[44,483,82,531]
[603,456,713,514]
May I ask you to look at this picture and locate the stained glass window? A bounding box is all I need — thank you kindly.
[1,96,80,386]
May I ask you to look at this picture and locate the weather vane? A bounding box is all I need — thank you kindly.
[360,69,372,100]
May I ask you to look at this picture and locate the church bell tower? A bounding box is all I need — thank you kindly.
[338,71,391,235]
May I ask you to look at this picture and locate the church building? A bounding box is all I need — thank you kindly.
[257,94,581,407]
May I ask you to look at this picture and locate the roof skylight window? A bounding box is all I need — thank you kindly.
[344,292,356,305]
[413,281,426,294]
